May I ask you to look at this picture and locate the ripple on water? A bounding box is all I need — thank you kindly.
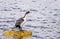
[57,32,60,34]
[56,37,60,39]
[32,35,44,39]
[53,14,60,16]
[30,9,38,12]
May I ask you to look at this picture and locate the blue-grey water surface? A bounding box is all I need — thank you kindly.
[0,0,60,39]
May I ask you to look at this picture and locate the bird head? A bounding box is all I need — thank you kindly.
[26,11,30,15]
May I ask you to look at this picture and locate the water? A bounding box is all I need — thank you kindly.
[0,0,60,39]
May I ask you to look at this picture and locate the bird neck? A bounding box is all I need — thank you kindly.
[23,13,27,18]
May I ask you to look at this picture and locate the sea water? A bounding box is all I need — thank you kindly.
[0,0,60,39]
